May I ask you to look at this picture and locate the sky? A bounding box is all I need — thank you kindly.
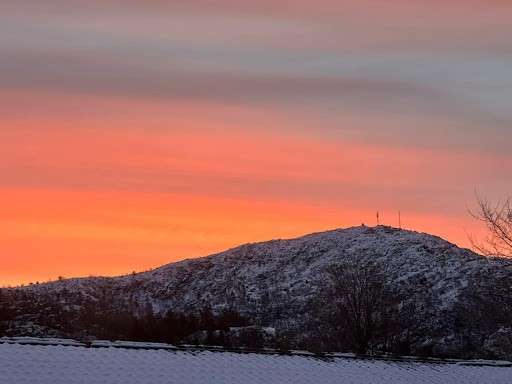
[1,1,512,286]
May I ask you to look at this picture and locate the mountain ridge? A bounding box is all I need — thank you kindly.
[13,225,467,286]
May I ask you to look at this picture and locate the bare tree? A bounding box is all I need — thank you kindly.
[325,260,399,354]
[470,194,512,257]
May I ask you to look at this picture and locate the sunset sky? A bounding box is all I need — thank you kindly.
[2,1,512,286]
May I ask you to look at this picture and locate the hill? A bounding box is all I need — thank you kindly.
[1,226,511,359]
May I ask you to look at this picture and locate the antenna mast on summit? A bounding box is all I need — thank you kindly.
[398,211,402,229]
[376,211,380,226]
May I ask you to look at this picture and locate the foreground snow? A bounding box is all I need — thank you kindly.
[0,340,510,384]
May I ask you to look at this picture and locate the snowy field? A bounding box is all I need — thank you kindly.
[0,339,511,384]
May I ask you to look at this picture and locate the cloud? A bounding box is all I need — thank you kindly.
[2,2,511,130]
[0,50,436,103]
[3,46,511,151]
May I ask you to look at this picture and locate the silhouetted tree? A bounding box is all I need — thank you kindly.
[324,259,402,354]
[470,194,512,257]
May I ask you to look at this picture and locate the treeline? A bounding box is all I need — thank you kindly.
[0,289,258,347]
[72,304,251,346]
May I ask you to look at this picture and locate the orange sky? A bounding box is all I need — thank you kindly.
[0,91,502,286]
[2,1,512,286]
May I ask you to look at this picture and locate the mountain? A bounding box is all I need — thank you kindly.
[1,226,511,359]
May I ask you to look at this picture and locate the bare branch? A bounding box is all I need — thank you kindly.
[469,193,512,257]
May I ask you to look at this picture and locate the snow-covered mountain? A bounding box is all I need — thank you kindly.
[3,226,512,359]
